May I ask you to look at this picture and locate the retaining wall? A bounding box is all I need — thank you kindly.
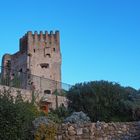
[0,85,67,109]
[56,122,140,140]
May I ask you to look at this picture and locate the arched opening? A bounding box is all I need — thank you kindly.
[46,53,51,58]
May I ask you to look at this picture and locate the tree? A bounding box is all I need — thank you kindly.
[67,80,137,122]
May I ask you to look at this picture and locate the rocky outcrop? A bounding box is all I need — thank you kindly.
[64,111,90,124]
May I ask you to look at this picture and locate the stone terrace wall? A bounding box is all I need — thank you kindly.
[56,122,140,140]
[0,85,67,109]
[0,85,33,101]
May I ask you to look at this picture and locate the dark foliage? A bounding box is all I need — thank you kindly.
[0,89,38,140]
[48,105,70,123]
[67,80,140,122]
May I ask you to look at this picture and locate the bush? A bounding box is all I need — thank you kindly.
[34,123,57,140]
[32,116,57,140]
[0,89,39,140]
[47,105,70,123]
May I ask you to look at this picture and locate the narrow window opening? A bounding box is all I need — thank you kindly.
[46,53,51,58]
[40,63,49,68]
[6,60,11,69]
[34,49,35,53]
[28,74,31,79]
[53,48,56,52]
[28,53,32,56]
[19,68,22,72]
[44,90,51,94]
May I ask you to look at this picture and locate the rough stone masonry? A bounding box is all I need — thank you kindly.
[55,122,140,140]
[1,31,61,94]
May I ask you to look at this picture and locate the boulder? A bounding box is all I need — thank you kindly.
[64,111,90,124]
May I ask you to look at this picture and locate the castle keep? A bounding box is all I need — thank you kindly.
[1,31,61,94]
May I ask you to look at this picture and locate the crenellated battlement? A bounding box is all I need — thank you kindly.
[27,30,59,39]
[1,30,61,95]
[20,30,60,53]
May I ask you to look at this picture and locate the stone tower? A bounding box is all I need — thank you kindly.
[1,31,61,93]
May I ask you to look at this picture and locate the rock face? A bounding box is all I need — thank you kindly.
[64,111,91,124]
[55,121,140,140]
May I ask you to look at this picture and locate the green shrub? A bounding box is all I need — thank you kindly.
[34,123,57,140]
[47,105,70,123]
[0,89,39,140]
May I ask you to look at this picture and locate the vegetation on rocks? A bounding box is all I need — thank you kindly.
[34,123,57,140]
[32,116,57,140]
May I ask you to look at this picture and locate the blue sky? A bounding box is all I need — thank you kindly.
[0,0,140,89]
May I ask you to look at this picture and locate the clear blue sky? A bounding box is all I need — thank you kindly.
[0,0,140,89]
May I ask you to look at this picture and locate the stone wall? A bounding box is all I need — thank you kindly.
[56,122,140,140]
[0,85,67,109]
[0,85,33,101]
[21,31,61,93]
[1,31,61,93]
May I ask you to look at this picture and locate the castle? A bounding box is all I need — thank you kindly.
[1,31,61,94]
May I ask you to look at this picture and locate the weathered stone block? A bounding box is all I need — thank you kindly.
[76,128,83,135]
[68,130,76,136]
